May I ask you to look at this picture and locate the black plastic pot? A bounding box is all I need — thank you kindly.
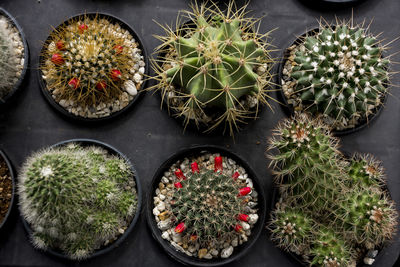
[38,13,149,123]
[20,138,142,260]
[0,149,15,231]
[268,152,394,267]
[146,145,266,266]
[299,0,368,9]
[277,27,387,136]
[0,8,29,108]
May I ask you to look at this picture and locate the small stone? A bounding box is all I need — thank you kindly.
[246,178,253,188]
[133,73,142,83]
[248,202,257,208]
[157,219,171,230]
[158,211,169,221]
[156,202,166,212]
[210,249,218,256]
[158,182,165,190]
[153,207,160,216]
[363,258,375,265]
[171,231,182,243]
[203,253,212,259]
[161,231,170,240]
[188,246,196,253]
[161,176,169,183]
[367,250,378,258]
[124,80,137,96]
[198,248,208,259]
[118,228,124,234]
[221,246,234,258]
[171,241,185,253]
[223,242,229,248]
[231,237,238,247]
[153,196,160,204]
[248,214,259,224]
[240,222,250,230]
[159,194,166,200]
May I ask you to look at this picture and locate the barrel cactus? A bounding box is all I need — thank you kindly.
[151,0,275,136]
[282,20,392,131]
[346,153,384,189]
[18,143,138,260]
[40,14,145,118]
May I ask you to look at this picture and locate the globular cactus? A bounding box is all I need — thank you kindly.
[285,20,392,130]
[338,187,398,249]
[310,227,354,267]
[269,207,313,255]
[346,153,384,189]
[40,15,144,116]
[267,113,346,212]
[171,156,251,249]
[152,1,275,136]
[18,144,137,260]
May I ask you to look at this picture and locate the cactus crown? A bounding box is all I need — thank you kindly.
[346,153,384,188]
[171,156,248,247]
[18,143,137,260]
[286,19,392,130]
[152,0,275,136]
[40,14,142,109]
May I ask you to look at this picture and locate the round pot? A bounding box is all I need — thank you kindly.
[21,138,142,260]
[0,149,15,231]
[38,13,148,123]
[277,27,387,136]
[299,0,368,8]
[0,8,29,108]
[146,145,266,266]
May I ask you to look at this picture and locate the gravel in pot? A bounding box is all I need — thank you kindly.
[0,149,15,231]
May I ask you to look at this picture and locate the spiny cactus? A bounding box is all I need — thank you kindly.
[40,14,144,117]
[18,143,137,260]
[338,187,398,249]
[171,156,251,248]
[268,113,346,212]
[0,15,24,100]
[310,227,354,267]
[346,153,384,189]
[269,206,313,255]
[284,19,393,130]
[151,0,275,136]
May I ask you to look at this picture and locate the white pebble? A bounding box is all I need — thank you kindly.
[159,194,166,201]
[153,207,160,216]
[161,231,170,240]
[123,80,137,96]
[133,73,142,83]
[248,214,259,225]
[364,258,375,265]
[157,219,171,230]
[240,222,250,230]
[221,246,234,258]
[156,202,166,212]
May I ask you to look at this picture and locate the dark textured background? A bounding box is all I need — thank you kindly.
[0,0,399,266]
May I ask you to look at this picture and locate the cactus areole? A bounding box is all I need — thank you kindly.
[152,1,275,136]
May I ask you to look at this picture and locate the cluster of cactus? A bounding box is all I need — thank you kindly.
[267,113,398,266]
[0,16,23,100]
[171,156,252,248]
[18,143,137,260]
[41,15,140,108]
[152,1,275,136]
[286,20,391,130]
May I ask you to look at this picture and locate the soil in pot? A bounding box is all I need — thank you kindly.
[19,141,140,260]
[0,155,12,225]
[279,20,392,133]
[39,13,146,120]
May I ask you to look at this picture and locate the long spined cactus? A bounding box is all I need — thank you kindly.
[283,19,394,131]
[18,143,138,260]
[346,153,385,189]
[151,1,275,136]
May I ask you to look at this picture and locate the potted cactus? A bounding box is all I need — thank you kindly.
[0,149,15,231]
[279,19,394,134]
[0,8,28,106]
[18,139,142,260]
[150,1,275,136]
[147,146,266,266]
[267,113,398,266]
[39,14,147,121]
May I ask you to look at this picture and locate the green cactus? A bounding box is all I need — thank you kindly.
[338,187,398,249]
[18,144,137,260]
[171,156,251,250]
[269,206,313,254]
[268,113,346,212]
[151,0,275,136]
[285,21,391,130]
[346,153,384,189]
[310,227,354,267]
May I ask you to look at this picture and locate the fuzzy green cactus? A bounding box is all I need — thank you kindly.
[18,143,137,260]
[285,21,391,130]
[269,207,313,254]
[152,1,274,136]
[268,113,345,212]
[171,156,251,248]
[310,227,354,267]
[338,187,398,249]
[346,154,384,189]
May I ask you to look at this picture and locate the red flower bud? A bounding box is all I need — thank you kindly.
[238,187,251,196]
[56,40,65,51]
[174,169,186,180]
[214,156,223,172]
[232,171,240,181]
[234,224,243,233]
[96,81,107,90]
[111,69,122,81]
[68,78,80,89]
[191,162,199,173]
[113,45,124,54]
[51,53,64,65]
[78,23,88,34]
[190,234,197,241]
[237,213,249,222]
[175,222,185,233]
[174,182,183,189]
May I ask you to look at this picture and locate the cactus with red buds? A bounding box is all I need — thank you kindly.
[171,156,250,249]
[40,14,145,118]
